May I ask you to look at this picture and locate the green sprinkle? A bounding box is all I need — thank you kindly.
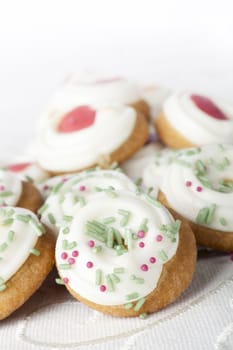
[48,213,56,225]
[79,196,86,207]
[62,227,70,235]
[86,231,106,243]
[134,298,145,311]
[93,245,102,253]
[0,191,13,197]
[38,203,49,215]
[124,303,133,309]
[110,161,119,169]
[111,273,120,283]
[126,292,140,301]
[62,239,77,250]
[29,219,45,236]
[55,278,65,285]
[107,228,114,248]
[173,159,191,167]
[114,229,122,245]
[7,230,15,242]
[196,207,209,224]
[159,250,168,261]
[25,175,34,183]
[113,267,125,274]
[103,217,116,224]
[206,204,216,225]
[63,215,73,223]
[59,263,72,270]
[106,274,114,291]
[52,182,64,193]
[6,208,15,217]
[30,248,40,256]
[195,159,206,175]
[96,269,102,285]
[125,228,133,250]
[145,194,161,207]
[0,284,7,292]
[135,178,142,186]
[139,218,149,233]
[2,218,13,226]
[135,277,145,284]
[16,214,31,223]
[139,312,148,319]
[220,217,227,226]
[0,242,8,252]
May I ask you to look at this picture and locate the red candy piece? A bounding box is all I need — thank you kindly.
[8,162,31,172]
[58,106,96,133]
[191,94,228,120]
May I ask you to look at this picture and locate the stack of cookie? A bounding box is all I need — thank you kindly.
[1,73,232,320]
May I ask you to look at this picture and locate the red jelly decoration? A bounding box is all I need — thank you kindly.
[58,106,96,133]
[190,94,228,120]
[8,162,31,172]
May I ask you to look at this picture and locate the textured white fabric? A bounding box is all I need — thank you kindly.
[1,251,233,350]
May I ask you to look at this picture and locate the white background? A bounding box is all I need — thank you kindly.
[0,0,233,151]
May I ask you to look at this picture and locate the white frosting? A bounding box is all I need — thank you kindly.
[142,86,171,119]
[163,92,233,145]
[55,190,179,306]
[2,162,50,184]
[159,144,233,232]
[37,174,73,200]
[0,170,22,206]
[40,170,137,235]
[0,207,43,284]
[35,105,137,172]
[42,73,142,116]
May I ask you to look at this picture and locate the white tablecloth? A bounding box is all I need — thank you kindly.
[1,250,233,350]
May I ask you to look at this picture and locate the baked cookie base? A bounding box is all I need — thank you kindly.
[17,181,43,213]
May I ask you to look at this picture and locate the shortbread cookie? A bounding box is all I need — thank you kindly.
[41,73,149,121]
[0,170,42,212]
[0,207,55,320]
[56,189,196,317]
[156,144,233,251]
[39,169,137,235]
[155,92,233,148]
[35,105,148,174]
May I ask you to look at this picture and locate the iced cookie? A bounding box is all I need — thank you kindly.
[155,92,233,148]
[35,105,148,174]
[37,174,73,200]
[1,161,50,184]
[41,73,150,122]
[0,207,55,320]
[0,170,42,212]
[55,189,196,317]
[157,144,233,251]
[39,169,137,236]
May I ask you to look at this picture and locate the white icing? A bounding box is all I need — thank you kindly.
[35,105,137,172]
[142,86,171,119]
[37,174,73,200]
[159,144,233,232]
[0,170,22,206]
[0,207,41,283]
[40,170,137,235]
[163,92,233,145]
[55,190,179,306]
[3,162,50,184]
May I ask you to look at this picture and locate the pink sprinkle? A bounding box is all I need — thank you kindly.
[63,277,69,284]
[68,258,76,265]
[79,185,86,191]
[185,181,192,187]
[86,261,94,268]
[141,264,149,272]
[149,257,156,264]
[61,252,68,260]
[196,186,203,192]
[43,185,49,191]
[156,234,163,242]
[62,177,68,182]
[0,185,5,191]
[88,240,95,248]
[139,242,145,248]
[137,230,145,238]
[72,250,79,257]
[100,285,106,292]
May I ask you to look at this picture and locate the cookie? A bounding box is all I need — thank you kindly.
[55,189,196,317]
[39,169,137,236]
[155,92,233,148]
[0,207,55,320]
[0,170,42,212]
[142,85,171,119]
[35,105,148,174]
[40,73,150,123]
[1,161,50,184]
[37,174,74,200]
[155,144,233,251]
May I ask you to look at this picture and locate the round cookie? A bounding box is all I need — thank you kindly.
[41,73,150,122]
[0,170,42,212]
[35,105,148,174]
[156,144,233,251]
[1,161,50,184]
[0,206,55,320]
[39,169,137,236]
[55,189,196,317]
[155,92,233,148]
